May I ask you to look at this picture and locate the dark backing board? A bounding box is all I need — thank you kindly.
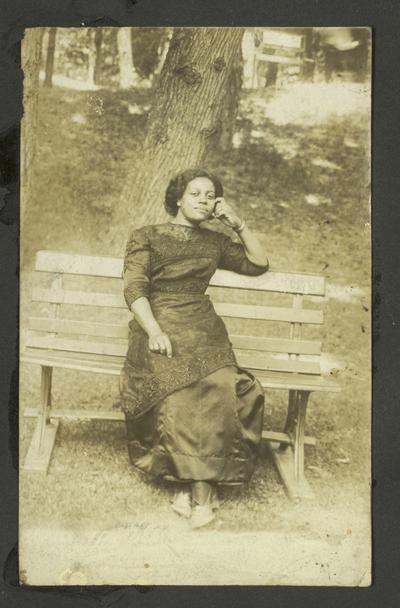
[0,0,399,605]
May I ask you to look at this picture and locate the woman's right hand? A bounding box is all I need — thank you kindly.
[148,332,173,358]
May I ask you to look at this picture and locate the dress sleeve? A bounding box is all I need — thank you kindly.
[218,234,269,276]
[123,228,151,309]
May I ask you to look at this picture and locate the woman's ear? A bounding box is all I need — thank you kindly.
[177,201,181,207]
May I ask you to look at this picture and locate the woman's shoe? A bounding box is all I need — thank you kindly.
[191,505,216,529]
[171,489,192,518]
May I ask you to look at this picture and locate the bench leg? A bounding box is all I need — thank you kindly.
[24,366,59,473]
[266,390,315,501]
[293,391,309,482]
[279,389,299,452]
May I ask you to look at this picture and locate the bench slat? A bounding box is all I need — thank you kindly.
[36,251,123,278]
[236,351,320,375]
[22,350,123,375]
[28,318,322,355]
[32,288,125,308]
[256,370,341,392]
[231,335,321,355]
[32,288,323,324]
[26,335,127,357]
[35,251,325,295]
[209,269,325,296]
[21,350,340,392]
[25,335,320,374]
[214,303,323,324]
[28,317,130,339]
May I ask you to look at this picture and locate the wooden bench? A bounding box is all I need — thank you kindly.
[21,250,341,500]
[252,29,312,88]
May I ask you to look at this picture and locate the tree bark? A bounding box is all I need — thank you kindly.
[21,28,44,237]
[117,28,140,89]
[119,27,244,228]
[43,27,56,87]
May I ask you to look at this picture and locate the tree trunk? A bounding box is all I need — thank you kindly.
[146,32,171,89]
[218,46,243,151]
[93,28,103,85]
[152,30,172,78]
[242,30,256,89]
[43,27,56,87]
[117,28,140,89]
[302,29,316,81]
[21,28,44,240]
[119,27,244,228]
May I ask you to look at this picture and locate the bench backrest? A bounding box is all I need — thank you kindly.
[26,251,326,377]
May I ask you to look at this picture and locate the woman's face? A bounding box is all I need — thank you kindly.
[177,177,217,223]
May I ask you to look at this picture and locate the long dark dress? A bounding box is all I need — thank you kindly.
[115,222,268,485]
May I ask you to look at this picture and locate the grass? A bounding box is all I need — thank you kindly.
[20,80,370,533]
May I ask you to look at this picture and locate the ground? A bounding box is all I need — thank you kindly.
[19,79,371,585]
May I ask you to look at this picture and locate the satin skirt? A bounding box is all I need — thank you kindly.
[125,365,265,485]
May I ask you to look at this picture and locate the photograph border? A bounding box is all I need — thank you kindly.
[1,0,399,604]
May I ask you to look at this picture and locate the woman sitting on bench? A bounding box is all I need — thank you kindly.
[115,168,269,529]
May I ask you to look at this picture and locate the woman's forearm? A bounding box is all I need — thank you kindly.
[236,223,269,267]
[129,296,161,337]
[130,297,173,357]
[212,198,268,268]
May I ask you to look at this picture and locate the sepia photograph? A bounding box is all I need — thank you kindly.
[19,26,371,586]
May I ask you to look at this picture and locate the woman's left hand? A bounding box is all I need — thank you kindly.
[213,198,243,231]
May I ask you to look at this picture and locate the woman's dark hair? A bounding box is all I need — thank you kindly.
[164,168,223,216]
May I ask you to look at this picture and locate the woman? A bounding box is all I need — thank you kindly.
[116,168,269,529]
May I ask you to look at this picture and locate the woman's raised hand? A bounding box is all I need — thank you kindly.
[148,331,173,358]
[213,198,243,231]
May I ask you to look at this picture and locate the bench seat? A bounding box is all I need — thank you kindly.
[22,348,340,393]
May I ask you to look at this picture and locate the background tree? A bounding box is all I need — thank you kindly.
[118,27,244,227]
[218,48,243,150]
[43,27,57,87]
[117,28,140,89]
[87,29,104,87]
[21,28,44,233]
[152,29,172,79]
[93,28,103,86]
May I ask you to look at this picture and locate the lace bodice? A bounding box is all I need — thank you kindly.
[123,222,267,308]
